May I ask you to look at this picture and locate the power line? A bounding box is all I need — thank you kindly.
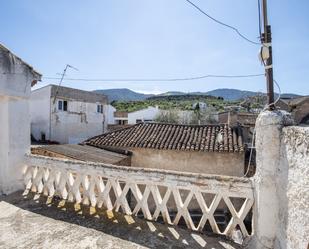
[184,0,261,45]
[42,73,264,82]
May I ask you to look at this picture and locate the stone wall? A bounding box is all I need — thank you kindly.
[278,126,309,249]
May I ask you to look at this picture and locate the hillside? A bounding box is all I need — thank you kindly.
[94,88,153,102]
[205,88,259,100]
[95,88,301,102]
[148,94,221,101]
[111,95,229,113]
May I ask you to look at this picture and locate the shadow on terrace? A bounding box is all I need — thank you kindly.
[0,191,241,249]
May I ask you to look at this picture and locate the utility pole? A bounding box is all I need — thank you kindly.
[261,0,275,109]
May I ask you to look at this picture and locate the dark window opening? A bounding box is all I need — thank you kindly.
[58,100,63,110]
[58,100,68,111]
[117,120,128,125]
[63,101,68,111]
[97,104,103,113]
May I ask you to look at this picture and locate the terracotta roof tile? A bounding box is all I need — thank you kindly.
[84,123,244,153]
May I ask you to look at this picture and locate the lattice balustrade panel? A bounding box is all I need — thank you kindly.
[24,155,254,238]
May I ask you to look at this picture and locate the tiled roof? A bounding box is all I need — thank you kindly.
[84,123,244,153]
[31,144,128,165]
[49,85,108,104]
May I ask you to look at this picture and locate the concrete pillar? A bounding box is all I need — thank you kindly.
[0,97,9,193]
[0,44,41,194]
[246,110,293,249]
[0,97,31,194]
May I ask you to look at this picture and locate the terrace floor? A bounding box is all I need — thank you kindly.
[0,191,242,249]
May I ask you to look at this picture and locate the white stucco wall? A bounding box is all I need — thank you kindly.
[128,106,159,124]
[0,98,31,193]
[30,85,51,141]
[30,85,108,144]
[0,44,41,194]
[107,104,116,124]
[50,99,106,144]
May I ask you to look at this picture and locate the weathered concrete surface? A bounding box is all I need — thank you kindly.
[248,110,293,249]
[131,148,245,177]
[279,126,309,249]
[0,44,41,195]
[0,191,241,249]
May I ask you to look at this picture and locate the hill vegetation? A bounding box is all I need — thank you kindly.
[111,95,238,113]
[96,87,302,113]
[95,87,301,103]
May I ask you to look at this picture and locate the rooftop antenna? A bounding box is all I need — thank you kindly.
[53,64,79,104]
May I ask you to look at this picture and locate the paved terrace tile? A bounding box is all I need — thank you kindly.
[0,191,242,249]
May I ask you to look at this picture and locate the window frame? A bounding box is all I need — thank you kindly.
[58,100,68,112]
[58,100,63,111]
[97,104,103,114]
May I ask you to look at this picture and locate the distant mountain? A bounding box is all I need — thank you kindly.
[156,89,262,100]
[94,88,153,102]
[95,88,302,102]
[205,88,259,101]
[148,94,218,101]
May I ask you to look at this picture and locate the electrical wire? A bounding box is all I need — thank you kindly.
[184,0,261,45]
[41,73,264,82]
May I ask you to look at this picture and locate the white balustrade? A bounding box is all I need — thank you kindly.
[24,154,254,238]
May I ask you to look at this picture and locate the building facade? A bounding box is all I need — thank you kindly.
[107,104,116,125]
[128,106,160,124]
[113,106,160,125]
[31,85,108,144]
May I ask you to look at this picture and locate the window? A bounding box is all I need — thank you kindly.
[117,120,128,125]
[97,104,103,113]
[58,100,68,111]
[63,101,68,111]
[136,119,143,123]
[58,100,63,110]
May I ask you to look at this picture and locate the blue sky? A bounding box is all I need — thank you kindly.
[1,0,308,94]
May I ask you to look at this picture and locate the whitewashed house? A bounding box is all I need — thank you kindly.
[30,85,108,144]
[128,106,160,124]
[0,44,41,194]
[113,106,160,125]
